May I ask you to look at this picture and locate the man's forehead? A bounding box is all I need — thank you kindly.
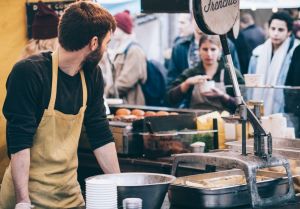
[270,19,288,28]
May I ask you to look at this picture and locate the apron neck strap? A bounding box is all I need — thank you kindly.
[79,70,88,107]
[49,51,88,110]
[49,51,59,110]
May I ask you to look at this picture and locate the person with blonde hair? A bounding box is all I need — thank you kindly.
[20,1,59,59]
[167,35,244,112]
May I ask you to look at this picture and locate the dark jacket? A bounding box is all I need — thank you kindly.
[167,35,241,87]
[166,61,244,112]
[235,24,265,74]
[284,45,300,121]
[286,45,300,86]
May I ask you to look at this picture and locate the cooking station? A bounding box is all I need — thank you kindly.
[76,0,300,208]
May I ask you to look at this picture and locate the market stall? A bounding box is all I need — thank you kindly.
[78,0,300,208]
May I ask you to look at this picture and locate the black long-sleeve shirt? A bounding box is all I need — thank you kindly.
[3,52,113,155]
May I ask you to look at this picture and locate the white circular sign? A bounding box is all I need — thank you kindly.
[192,0,240,35]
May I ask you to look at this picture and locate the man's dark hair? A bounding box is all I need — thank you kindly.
[268,12,294,32]
[58,2,116,51]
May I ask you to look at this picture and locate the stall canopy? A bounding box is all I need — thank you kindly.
[240,0,300,9]
[95,0,141,15]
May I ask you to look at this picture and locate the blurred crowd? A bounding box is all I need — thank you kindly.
[101,9,300,116]
[22,3,300,116]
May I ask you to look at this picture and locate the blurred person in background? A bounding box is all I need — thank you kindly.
[20,1,59,59]
[0,2,120,208]
[284,8,300,20]
[167,35,244,113]
[293,20,300,39]
[164,14,194,69]
[234,12,265,74]
[284,44,300,137]
[248,12,299,115]
[99,51,114,97]
[167,18,240,87]
[174,14,195,44]
[107,10,147,105]
[286,44,300,86]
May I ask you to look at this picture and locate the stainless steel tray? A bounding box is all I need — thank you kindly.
[168,169,289,209]
[226,138,300,159]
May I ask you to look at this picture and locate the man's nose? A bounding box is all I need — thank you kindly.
[273,30,279,36]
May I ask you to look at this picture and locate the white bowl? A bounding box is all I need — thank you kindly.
[200,80,215,93]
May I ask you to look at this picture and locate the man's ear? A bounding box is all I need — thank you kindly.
[90,36,99,51]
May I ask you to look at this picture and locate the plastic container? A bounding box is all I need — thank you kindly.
[123,198,142,209]
[244,74,263,87]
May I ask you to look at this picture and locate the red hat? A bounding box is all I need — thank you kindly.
[114,10,133,34]
[32,1,59,40]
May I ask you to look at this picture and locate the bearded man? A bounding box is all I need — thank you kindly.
[0,2,120,208]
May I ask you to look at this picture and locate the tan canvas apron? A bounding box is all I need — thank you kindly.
[190,69,226,110]
[0,51,86,209]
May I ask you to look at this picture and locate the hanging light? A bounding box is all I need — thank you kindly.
[251,6,257,11]
[272,7,278,13]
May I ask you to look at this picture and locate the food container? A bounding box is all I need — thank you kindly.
[109,121,143,156]
[169,169,290,209]
[190,142,205,153]
[244,74,263,87]
[141,130,216,159]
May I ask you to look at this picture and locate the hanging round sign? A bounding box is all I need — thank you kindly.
[192,0,240,35]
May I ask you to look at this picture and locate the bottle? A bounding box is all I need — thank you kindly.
[123,198,142,209]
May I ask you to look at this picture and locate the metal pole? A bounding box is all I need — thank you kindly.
[219,35,243,105]
[240,105,247,156]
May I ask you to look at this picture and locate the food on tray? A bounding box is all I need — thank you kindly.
[131,109,145,116]
[112,108,180,122]
[116,108,131,116]
[144,111,157,117]
[119,115,138,123]
[184,175,271,189]
[156,111,169,116]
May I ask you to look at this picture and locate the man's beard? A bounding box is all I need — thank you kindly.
[81,46,104,71]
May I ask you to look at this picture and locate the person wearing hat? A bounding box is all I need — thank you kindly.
[20,1,59,59]
[108,10,147,105]
[0,2,120,209]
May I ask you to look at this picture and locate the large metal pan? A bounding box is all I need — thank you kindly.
[169,169,290,209]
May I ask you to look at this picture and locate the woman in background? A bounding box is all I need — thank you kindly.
[20,1,59,59]
[167,35,244,113]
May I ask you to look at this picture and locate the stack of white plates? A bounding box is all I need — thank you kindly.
[85,178,118,209]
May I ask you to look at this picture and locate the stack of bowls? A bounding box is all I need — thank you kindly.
[85,178,117,209]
